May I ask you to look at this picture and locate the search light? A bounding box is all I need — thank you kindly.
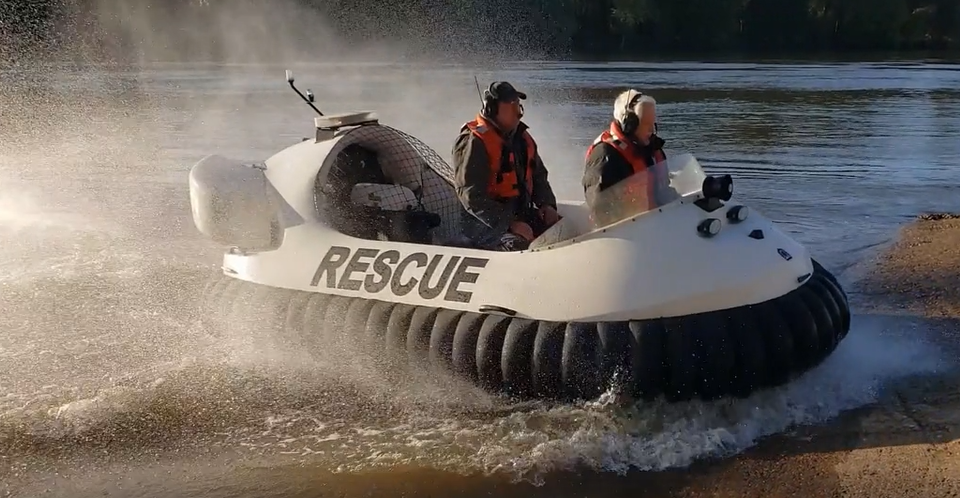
[702,175,734,202]
[726,205,749,223]
[697,218,722,237]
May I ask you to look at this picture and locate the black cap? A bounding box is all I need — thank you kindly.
[487,81,527,102]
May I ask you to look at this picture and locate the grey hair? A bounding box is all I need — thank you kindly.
[613,89,657,126]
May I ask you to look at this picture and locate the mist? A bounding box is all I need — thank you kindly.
[0,0,588,439]
[4,0,566,65]
[2,0,589,178]
[0,0,601,482]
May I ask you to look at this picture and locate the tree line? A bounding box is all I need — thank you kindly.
[3,0,959,63]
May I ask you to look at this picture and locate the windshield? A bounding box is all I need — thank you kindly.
[589,152,707,228]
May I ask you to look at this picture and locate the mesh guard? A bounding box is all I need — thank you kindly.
[314,124,463,244]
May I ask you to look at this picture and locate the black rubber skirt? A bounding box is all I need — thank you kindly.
[199,259,850,403]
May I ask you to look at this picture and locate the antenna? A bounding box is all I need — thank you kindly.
[473,75,484,106]
[285,69,324,116]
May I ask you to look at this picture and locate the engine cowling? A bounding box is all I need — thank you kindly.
[188,154,284,251]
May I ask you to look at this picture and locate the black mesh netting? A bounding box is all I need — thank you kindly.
[315,124,465,244]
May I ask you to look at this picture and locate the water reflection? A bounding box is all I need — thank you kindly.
[2,61,957,274]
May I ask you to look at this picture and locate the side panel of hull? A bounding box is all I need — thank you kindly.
[200,260,851,403]
[222,200,813,322]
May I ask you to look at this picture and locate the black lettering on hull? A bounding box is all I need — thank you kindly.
[310,246,490,303]
[418,255,461,300]
[364,250,399,293]
[445,257,488,303]
[338,248,378,291]
[310,246,350,287]
[391,253,428,296]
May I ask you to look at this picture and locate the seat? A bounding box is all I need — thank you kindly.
[527,202,592,250]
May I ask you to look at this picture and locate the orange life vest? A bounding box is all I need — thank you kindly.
[463,114,536,202]
[585,120,667,212]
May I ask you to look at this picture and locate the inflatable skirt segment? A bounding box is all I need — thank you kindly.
[200,260,850,402]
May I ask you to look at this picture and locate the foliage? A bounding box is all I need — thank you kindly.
[3,0,960,63]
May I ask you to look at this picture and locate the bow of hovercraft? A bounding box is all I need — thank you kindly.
[517,152,852,402]
[517,152,839,322]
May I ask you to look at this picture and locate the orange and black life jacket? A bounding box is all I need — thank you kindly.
[585,120,668,211]
[462,114,536,202]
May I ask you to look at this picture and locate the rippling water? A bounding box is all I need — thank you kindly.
[0,61,957,496]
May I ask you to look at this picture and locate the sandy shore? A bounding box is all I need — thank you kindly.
[856,213,960,319]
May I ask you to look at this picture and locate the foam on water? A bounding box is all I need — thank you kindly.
[1,308,947,485]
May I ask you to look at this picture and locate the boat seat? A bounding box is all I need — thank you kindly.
[527,202,593,250]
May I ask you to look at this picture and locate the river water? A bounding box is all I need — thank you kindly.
[0,61,957,497]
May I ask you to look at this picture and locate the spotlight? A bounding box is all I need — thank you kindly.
[726,205,749,223]
[702,174,734,202]
[697,218,722,237]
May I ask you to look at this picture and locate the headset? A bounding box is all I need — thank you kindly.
[620,91,662,137]
[619,91,644,136]
[481,82,524,120]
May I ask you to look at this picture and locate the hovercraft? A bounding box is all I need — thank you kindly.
[189,70,851,403]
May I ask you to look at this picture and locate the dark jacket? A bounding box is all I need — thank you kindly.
[582,133,668,209]
[451,117,557,245]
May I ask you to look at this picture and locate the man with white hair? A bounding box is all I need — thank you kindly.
[582,89,671,213]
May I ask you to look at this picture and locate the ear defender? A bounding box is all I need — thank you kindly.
[620,91,643,136]
[483,83,499,118]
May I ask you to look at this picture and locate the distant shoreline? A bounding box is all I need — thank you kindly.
[3,53,960,71]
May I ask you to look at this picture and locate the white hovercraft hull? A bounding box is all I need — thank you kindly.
[190,105,851,402]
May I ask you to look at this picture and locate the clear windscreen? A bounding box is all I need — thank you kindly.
[590,152,707,228]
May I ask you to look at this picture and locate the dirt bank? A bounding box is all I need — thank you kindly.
[856,213,960,319]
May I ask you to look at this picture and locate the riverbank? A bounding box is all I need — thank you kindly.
[856,213,960,319]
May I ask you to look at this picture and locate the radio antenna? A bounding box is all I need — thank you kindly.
[285,69,324,116]
[473,75,484,106]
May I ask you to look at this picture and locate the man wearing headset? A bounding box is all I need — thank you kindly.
[451,81,560,251]
[582,89,674,215]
